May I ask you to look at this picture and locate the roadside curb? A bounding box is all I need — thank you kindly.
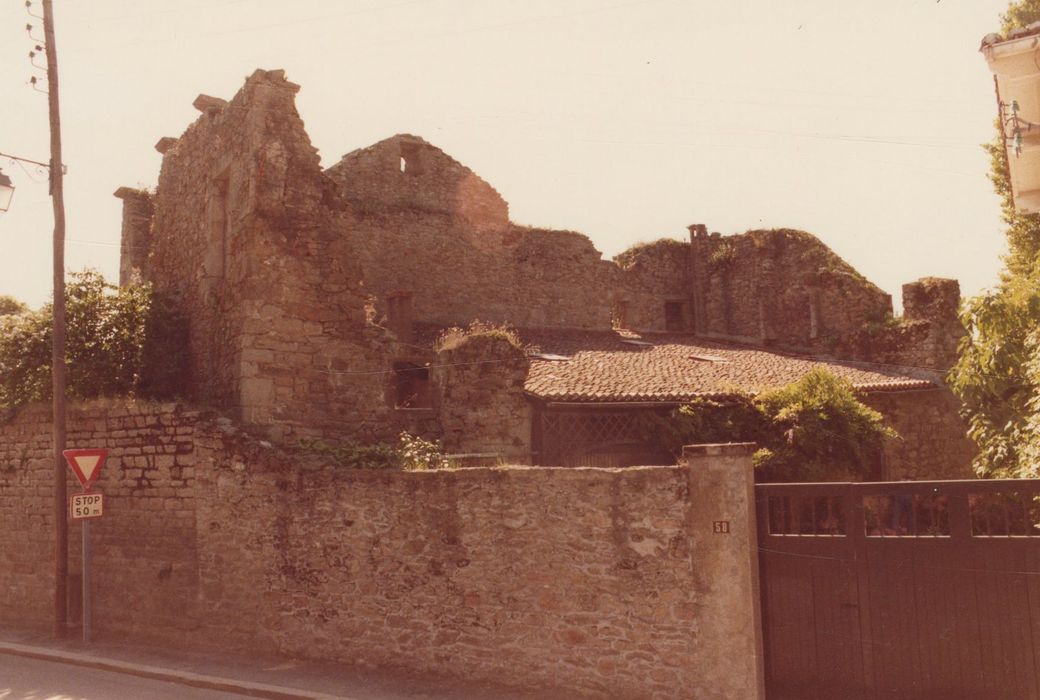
[0,641,351,699]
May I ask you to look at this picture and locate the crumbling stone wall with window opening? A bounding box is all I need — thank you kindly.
[134,69,397,444]
[328,135,619,330]
[613,238,692,331]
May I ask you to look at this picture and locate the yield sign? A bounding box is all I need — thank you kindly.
[63,448,108,491]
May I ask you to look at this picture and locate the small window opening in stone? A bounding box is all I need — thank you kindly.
[399,142,423,176]
[664,301,684,331]
[393,361,431,409]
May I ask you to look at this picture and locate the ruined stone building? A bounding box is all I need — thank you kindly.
[114,69,974,479]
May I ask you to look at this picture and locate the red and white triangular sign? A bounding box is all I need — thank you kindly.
[63,448,108,491]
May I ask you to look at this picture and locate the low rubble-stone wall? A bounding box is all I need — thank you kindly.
[0,401,764,699]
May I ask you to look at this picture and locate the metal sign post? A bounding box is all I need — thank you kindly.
[63,449,107,643]
[82,516,91,642]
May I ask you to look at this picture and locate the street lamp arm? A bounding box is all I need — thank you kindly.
[0,150,66,173]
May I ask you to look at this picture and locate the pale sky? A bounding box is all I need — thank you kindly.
[0,0,1014,311]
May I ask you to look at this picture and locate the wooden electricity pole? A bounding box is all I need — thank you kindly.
[42,0,68,638]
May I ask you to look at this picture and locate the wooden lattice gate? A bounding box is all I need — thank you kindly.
[756,479,1040,700]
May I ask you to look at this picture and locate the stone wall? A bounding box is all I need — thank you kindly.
[0,402,765,699]
[836,278,965,371]
[613,239,691,331]
[686,227,893,347]
[863,387,976,481]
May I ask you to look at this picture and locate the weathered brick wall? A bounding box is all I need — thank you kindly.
[0,403,764,699]
[863,388,976,480]
[0,400,202,638]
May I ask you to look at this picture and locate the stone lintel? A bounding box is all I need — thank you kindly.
[193,94,228,114]
[154,137,178,154]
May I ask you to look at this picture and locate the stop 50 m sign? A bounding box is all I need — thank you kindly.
[70,493,104,520]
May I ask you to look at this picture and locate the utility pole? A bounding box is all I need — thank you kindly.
[42,0,68,638]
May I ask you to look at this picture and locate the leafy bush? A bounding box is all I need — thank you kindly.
[641,368,895,482]
[754,368,896,482]
[0,270,187,413]
[299,432,451,471]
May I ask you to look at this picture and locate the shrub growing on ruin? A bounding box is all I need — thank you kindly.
[435,320,523,353]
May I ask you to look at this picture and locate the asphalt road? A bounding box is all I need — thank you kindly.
[0,653,249,699]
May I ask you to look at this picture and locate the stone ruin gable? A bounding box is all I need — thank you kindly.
[325,133,509,234]
[133,69,396,444]
[613,237,692,332]
[434,331,532,458]
[324,134,617,330]
[835,278,965,371]
[687,226,893,349]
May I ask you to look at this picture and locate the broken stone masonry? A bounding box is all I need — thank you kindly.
[114,69,968,470]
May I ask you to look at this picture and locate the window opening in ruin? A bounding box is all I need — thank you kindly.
[612,300,629,330]
[400,156,407,173]
[393,361,432,409]
[204,171,230,284]
[664,301,684,331]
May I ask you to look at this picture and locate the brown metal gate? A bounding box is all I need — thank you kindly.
[756,480,1040,700]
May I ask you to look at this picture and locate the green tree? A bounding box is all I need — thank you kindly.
[0,295,27,316]
[949,0,1040,478]
[0,270,185,413]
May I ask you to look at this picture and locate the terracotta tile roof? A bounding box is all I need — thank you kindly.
[517,329,938,403]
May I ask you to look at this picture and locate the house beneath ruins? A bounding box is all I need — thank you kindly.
[114,68,975,480]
